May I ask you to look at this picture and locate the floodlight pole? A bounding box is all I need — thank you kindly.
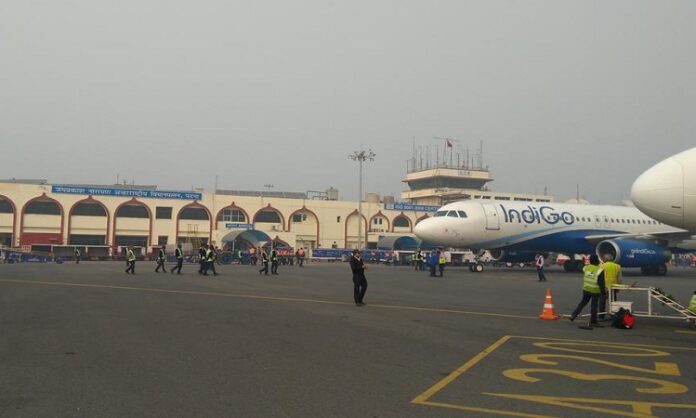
[348,149,376,250]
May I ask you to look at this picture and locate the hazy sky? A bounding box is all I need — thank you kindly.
[1,1,694,204]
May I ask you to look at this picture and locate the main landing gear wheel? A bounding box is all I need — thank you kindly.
[641,264,668,276]
[471,263,484,273]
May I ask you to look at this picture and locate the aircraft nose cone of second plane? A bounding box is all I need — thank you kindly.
[414,218,436,243]
[631,155,684,228]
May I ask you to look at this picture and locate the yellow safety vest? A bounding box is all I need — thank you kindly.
[127,250,136,262]
[603,261,622,288]
[438,256,446,265]
[689,295,696,314]
[582,264,602,294]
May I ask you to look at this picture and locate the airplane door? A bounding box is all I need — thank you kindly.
[602,215,610,229]
[594,215,601,228]
[483,204,500,230]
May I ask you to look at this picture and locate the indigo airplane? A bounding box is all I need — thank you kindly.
[632,147,696,232]
[414,200,696,275]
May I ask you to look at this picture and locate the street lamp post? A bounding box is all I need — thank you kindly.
[348,149,376,250]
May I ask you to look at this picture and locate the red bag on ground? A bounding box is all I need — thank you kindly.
[622,312,635,329]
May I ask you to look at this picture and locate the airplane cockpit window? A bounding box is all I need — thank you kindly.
[457,211,468,218]
[447,211,459,217]
[434,211,447,217]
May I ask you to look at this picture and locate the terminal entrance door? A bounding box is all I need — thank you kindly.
[482,204,500,230]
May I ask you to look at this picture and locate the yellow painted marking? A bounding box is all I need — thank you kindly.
[519,354,680,376]
[675,330,696,335]
[0,279,536,320]
[502,368,687,394]
[411,335,511,404]
[411,335,696,416]
[485,393,696,418]
[532,342,671,357]
[511,335,696,352]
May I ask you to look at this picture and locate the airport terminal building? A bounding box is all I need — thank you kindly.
[0,169,553,256]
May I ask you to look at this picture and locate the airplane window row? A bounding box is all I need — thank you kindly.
[575,216,662,225]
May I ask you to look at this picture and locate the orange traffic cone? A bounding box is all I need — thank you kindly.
[539,288,559,320]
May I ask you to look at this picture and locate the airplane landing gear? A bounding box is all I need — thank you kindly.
[469,263,484,273]
[641,264,668,276]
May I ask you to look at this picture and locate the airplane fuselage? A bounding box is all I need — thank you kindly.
[414,200,695,254]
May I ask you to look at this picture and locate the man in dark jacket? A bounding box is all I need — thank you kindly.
[155,246,167,273]
[258,249,269,276]
[350,249,368,306]
[171,244,184,274]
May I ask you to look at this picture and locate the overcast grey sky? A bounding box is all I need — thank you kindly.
[1,1,694,204]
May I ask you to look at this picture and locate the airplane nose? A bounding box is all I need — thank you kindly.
[631,156,684,228]
[414,219,435,242]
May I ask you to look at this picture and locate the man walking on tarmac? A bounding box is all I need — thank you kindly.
[198,245,207,275]
[438,249,447,277]
[413,248,422,271]
[428,250,438,277]
[155,246,167,273]
[125,246,136,275]
[569,254,606,327]
[74,247,81,264]
[535,253,547,282]
[599,254,622,319]
[350,249,368,306]
[205,244,218,276]
[258,248,269,275]
[171,244,184,274]
[270,248,279,275]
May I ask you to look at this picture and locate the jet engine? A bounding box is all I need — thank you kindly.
[596,239,670,274]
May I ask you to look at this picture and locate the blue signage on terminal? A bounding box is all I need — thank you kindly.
[51,185,202,200]
[384,203,440,212]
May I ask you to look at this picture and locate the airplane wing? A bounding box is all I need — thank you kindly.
[584,231,694,243]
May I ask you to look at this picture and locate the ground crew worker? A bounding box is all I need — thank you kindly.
[74,248,81,264]
[414,248,422,271]
[270,248,279,275]
[205,245,218,276]
[599,254,622,319]
[350,249,368,306]
[297,247,305,267]
[198,245,206,275]
[155,246,167,273]
[258,249,269,275]
[249,246,257,265]
[125,246,136,275]
[428,250,438,277]
[569,254,606,327]
[171,244,184,274]
[535,253,547,282]
[438,249,446,277]
[687,291,696,314]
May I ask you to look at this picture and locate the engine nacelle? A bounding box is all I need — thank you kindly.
[596,239,671,268]
[489,249,538,263]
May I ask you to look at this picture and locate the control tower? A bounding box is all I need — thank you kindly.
[401,141,552,206]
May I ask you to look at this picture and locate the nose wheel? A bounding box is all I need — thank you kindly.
[469,263,484,273]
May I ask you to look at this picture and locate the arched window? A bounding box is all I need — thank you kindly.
[255,210,281,223]
[116,205,149,218]
[0,198,13,213]
[72,203,107,217]
[218,209,246,223]
[25,200,61,215]
[393,216,410,228]
[180,207,209,220]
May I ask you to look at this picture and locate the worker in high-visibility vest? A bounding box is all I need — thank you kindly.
[413,248,422,271]
[270,248,279,275]
[437,249,447,277]
[599,254,622,319]
[125,246,136,275]
[155,246,167,273]
[569,254,606,326]
[688,291,696,314]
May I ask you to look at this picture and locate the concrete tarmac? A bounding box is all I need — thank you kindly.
[1,261,695,417]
